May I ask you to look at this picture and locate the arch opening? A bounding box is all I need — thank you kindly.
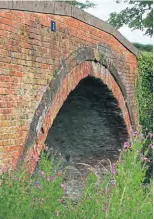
[45,76,128,167]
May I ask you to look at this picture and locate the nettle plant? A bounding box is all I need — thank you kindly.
[0,132,153,219]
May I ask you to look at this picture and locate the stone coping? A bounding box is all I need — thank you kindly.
[0,1,138,56]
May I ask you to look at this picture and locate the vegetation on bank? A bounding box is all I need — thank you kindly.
[136,52,153,182]
[136,52,153,132]
[0,134,152,219]
[133,43,153,52]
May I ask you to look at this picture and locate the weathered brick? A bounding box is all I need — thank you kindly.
[0,8,138,171]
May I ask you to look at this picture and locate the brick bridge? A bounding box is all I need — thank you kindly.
[0,1,139,171]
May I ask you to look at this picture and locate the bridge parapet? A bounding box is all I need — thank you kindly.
[0,1,138,55]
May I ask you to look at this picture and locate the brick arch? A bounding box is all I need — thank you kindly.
[19,46,135,171]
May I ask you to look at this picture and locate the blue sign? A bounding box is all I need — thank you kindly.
[51,21,56,32]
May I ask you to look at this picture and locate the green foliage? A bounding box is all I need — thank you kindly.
[108,1,153,37]
[60,0,95,10]
[0,136,152,219]
[133,43,153,52]
[136,52,153,182]
[103,136,153,219]
[0,151,65,219]
[63,136,153,219]
[136,52,153,132]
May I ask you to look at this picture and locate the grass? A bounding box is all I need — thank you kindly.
[0,133,153,219]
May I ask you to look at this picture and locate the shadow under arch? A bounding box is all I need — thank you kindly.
[45,75,129,165]
[18,45,136,170]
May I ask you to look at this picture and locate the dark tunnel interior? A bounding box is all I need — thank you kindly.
[45,76,128,166]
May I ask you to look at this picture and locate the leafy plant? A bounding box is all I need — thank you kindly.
[0,151,65,219]
[102,135,153,219]
[0,136,152,219]
[136,52,153,132]
[63,135,153,219]
[108,1,153,37]
[136,52,153,182]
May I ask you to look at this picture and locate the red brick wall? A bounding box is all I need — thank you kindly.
[0,9,138,171]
